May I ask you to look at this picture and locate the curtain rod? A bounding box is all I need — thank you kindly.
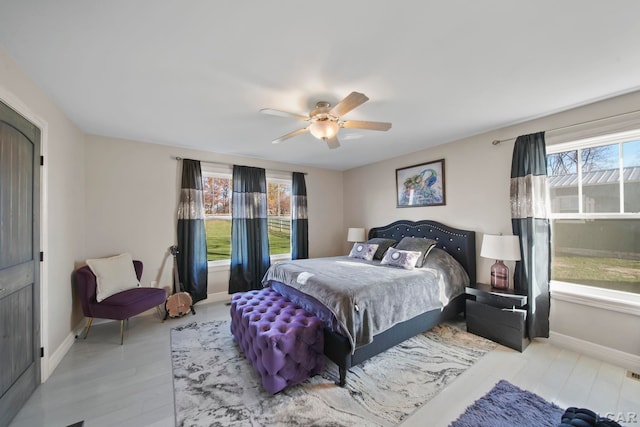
[491,108,640,145]
[172,156,308,175]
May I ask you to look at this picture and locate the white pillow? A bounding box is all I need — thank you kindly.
[86,253,140,302]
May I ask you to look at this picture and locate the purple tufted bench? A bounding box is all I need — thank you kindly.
[230,287,324,394]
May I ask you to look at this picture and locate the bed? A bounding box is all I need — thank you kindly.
[262,219,476,386]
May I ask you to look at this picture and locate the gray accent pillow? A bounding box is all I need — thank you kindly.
[348,242,379,261]
[366,238,398,260]
[380,247,422,270]
[395,237,437,268]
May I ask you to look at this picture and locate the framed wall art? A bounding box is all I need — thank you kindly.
[396,159,446,207]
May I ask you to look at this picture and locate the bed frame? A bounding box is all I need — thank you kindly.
[324,219,476,386]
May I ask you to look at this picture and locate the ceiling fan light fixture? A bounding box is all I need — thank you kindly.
[309,119,339,140]
[261,92,390,148]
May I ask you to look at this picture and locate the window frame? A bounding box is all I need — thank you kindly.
[546,128,640,299]
[265,172,293,262]
[547,128,640,220]
[201,164,292,268]
[201,163,233,268]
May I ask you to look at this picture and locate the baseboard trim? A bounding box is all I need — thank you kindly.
[44,291,230,381]
[549,331,640,372]
[42,330,76,381]
[201,291,230,304]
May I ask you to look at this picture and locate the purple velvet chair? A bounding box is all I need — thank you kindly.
[75,260,167,344]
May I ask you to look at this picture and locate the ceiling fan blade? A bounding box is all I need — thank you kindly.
[329,92,369,117]
[325,136,340,149]
[260,108,309,121]
[342,120,392,131]
[272,127,308,144]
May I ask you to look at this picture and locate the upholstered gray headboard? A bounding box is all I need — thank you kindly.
[368,220,476,284]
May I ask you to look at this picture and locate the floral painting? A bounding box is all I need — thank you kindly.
[396,159,446,207]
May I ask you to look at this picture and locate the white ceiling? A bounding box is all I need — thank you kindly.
[1,1,640,170]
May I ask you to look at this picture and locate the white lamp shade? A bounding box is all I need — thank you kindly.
[309,120,339,140]
[480,235,521,261]
[347,227,366,242]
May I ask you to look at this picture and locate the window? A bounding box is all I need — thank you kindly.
[202,169,291,263]
[546,130,640,294]
[203,174,232,261]
[267,180,291,256]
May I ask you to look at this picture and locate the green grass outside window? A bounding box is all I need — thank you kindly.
[205,218,290,261]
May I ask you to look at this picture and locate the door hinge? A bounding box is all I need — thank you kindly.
[40,347,44,358]
[40,155,44,166]
[40,252,44,262]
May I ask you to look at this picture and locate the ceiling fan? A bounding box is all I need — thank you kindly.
[260,92,392,149]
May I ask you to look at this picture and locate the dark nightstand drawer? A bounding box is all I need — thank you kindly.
[465,283,527,309]
[466,299,529,352]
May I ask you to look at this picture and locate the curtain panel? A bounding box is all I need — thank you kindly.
[229,165,271,293]
[177,159,208,303]
[510,131,551,339]
[291,172,309,260]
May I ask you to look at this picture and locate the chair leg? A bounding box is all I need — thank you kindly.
[120,320,125,345]
[82,318,94,339]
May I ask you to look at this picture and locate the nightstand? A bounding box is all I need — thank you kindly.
[465,283,529,352]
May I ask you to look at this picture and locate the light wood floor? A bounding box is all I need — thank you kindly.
[10,300,640,427]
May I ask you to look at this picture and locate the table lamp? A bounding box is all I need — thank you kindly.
[480,234,521,289]
[347,227,366,243]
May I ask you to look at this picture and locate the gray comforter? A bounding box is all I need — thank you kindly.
[262,254,467,352]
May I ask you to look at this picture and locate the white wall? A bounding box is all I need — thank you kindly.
[1,43,344,377]
[0,46,86,374]
[343,120,519,284]
[84,135,345,299]
[343,90,640,366]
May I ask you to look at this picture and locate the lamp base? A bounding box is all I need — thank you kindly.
[490,260,509,289]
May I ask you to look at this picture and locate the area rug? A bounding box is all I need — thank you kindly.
[171,320,496,427]
[449,379,564,427]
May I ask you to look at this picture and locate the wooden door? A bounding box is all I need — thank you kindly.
[0,100,41,426]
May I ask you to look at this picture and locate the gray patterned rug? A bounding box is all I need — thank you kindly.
[171,320,496,427]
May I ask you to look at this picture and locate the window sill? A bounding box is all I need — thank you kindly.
[208,261,230,273]
[270,253,291,263]
[207,254,291,273]
[550,280,640,316]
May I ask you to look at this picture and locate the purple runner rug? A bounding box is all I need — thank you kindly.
[450,379,564,427]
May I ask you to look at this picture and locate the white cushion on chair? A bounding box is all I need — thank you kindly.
[86,253,140,302]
